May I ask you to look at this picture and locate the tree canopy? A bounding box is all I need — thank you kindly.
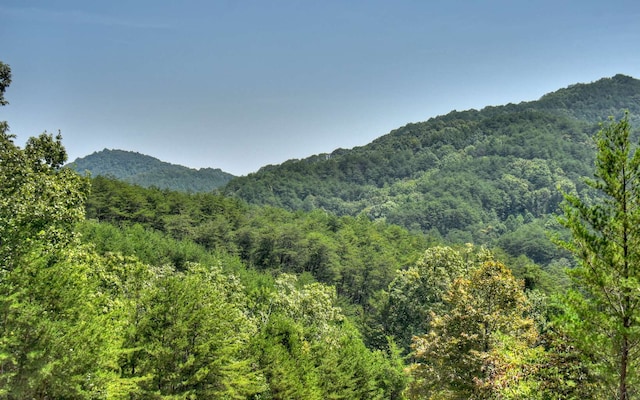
[3,60,640,398]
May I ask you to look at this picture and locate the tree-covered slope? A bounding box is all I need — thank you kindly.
[532,73,640,124]
[221,75,640,260]
[69,148,235,192]
[6,59,638,397]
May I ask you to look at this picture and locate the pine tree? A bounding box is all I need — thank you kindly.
[559,113,640,399]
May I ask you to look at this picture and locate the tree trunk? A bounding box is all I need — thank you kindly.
[619,321,629,400]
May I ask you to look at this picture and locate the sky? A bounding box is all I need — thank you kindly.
[2,1,640,176]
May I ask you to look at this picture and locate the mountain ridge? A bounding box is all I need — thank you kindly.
[69,74,637,180]
[68,149,235,192]
[219,74,640,263]
[66,74,640,264]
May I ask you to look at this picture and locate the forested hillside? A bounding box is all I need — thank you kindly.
[222,75,640,265]
[2,60,640,399]
[69,148,235,192]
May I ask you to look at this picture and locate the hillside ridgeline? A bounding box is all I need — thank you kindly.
[69,148,235,192]
[221,74,640,265]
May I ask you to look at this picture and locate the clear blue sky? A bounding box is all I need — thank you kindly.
[2,1,640,175]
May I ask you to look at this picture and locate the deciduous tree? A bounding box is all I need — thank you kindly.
[408,261,537,399]
[0,62,118,397]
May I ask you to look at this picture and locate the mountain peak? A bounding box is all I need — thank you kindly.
[533,74,640,123]
[68,149,235,192]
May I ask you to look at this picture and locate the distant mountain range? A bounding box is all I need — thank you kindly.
[68,149,235,192]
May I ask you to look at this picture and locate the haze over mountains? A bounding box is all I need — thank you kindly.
[70,74,640,265]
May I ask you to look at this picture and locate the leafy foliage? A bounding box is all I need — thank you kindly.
[0,131,88,270]
[0,61,10,107]
[4,60,640,397]
[0,78,114,397]
[407,260,538,399]
[83,176,429,309]
[369,245,492,351]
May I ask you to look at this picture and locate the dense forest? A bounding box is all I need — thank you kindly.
[222,75,640,264]
[2,60,640,399]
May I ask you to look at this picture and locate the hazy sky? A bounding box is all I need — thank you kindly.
[2,1,640,175]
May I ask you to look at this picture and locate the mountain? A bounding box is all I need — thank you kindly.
[221,74,640,264]
[68,149,235,192]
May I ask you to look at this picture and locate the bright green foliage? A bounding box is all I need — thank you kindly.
[408,261,537,399]
[83,178,428,308]
[374,245,492,351]
[558,114,640,399]
[78,220,223,270]
[269,274,344,337]
[253,314,323,399]
[0,245,120,399]
[0,71,113,398]
[121,263,261,398]
[313,320,406,400]
[253,274,407,399]
[0,130,88,271]
[9,59,634,397]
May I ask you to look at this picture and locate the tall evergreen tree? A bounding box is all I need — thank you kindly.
[559,113,640,399]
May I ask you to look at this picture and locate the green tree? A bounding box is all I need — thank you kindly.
[0,61,10,107]
[407,261,537,399]
[364,245,493,353]
[123,263,261,398]
[558,113,640,399]
[0,63,119,398]
[377,245,489,352]
[254,274,407,399]
[0,244,120,399]
[0,130,88,271]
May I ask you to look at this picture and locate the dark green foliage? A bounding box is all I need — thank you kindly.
[0,61,10,106]
[69,149,235,192]
[533,324,601,399]
[496,218,567,265]
[222,110,592,261]
[222,76,640,265]
[535,74,640,124]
